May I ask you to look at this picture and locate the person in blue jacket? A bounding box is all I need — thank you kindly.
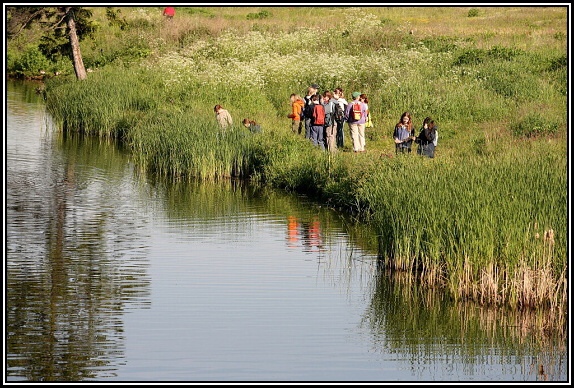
[393,111,416,154]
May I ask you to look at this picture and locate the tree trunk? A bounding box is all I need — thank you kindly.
[65,7,87,80]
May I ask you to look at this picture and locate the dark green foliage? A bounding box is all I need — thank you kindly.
[454,46,522,66]
[422,36,460,53]
[379,17,391,26]
[178,7,214,17]
[487,45,523,60]
[453,48,488,65]
[106,7,128,30]
[467,8,480,17]
[511,113,559,138]
[9,45,51,77]
[547,54,567,72]
[246,10,271,20]
[553,31,566,41]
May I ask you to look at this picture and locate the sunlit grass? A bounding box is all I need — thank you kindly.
[43,6,567,311]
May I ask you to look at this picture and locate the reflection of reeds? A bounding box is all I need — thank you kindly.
[364,269,566,380]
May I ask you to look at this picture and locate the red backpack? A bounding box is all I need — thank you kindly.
[313,104,325,125]
[352,102,362,121]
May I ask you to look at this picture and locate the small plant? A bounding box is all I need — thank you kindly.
[487,46,523,61]
[553,31,566,41]
[247,10,271,20]
[511,113,559,138]
[422,36,459,53]
[547,54,567,71]
[453,48,487,65]
[467,8,480,17]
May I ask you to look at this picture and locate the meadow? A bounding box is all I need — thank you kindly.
[16,6,567,316]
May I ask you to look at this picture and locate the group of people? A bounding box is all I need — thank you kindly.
[215,84,439,158]
[392,111,438,158]
[289,84,438,158]
[288,85,370,153]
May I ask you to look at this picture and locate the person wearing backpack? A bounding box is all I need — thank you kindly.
[309,94,325,149]
[322,91,337,152]
[288,93,305,135]
[344,91,368,152]
[332,88,348,149]
[303,84,320,140]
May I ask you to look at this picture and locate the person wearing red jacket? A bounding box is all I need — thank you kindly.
[163,7,175,19]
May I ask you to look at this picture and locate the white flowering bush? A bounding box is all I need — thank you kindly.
[150,26,445,93]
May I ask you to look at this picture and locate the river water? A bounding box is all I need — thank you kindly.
[4,79,569,383]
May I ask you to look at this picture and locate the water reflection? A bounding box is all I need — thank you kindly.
[7,84,152,381]
[362,268,568,381]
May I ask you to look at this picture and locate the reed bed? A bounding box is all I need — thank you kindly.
[41,7,567,311]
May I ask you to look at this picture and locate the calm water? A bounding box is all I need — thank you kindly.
[5,79,569,383]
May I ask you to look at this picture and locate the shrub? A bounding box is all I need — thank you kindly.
[487,46,523,61]
[511,113,559,138]
[453,48,487,66]
[467,8,480,17]
[9,45,51,78]
[247,10,271,20]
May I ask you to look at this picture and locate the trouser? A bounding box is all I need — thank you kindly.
[292,119,302,135]
[417,143,435,158]
[325,124,337,152]
[349,123,366,152]
[335,121,344,148]
[305,118,312,139]
[396,145,412,154]
[310,125,325,149]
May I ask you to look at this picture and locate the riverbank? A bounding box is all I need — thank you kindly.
[36,6,566,314]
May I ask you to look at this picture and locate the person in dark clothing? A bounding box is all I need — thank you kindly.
[416,116,437,158]
[303,84,320,140]
[242,118,261,133]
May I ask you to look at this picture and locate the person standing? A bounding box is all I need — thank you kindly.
[416,116,437,158]
[163,7,175,20]
[344,91,368,152]
[360,93,373,130]
[303,84,320,140]
[393,111,415,154]
[332,88,348,149]
[214,104,233,130]
[309,94,325,149]
[321,91,337,152]
[287,93,305,135]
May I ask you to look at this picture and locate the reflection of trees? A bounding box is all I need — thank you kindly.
[361,268,568,381]
[6,100,152,381]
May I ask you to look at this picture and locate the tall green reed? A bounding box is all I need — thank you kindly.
[42,7,567,310]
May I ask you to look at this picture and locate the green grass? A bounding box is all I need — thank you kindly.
[33,6,567,311]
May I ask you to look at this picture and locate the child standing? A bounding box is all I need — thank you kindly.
[309,94,325,149]
[288,93,305,135]
[393,111,415,154]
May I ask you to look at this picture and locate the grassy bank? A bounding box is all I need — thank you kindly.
[38,6,567,312]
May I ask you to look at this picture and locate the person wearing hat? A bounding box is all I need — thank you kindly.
[303,84,321,140]
[344,91,368,152]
